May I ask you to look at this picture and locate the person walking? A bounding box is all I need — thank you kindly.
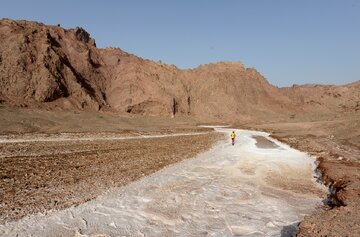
[231,131,236,145]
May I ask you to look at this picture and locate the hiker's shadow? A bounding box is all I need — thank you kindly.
[280,222,299,237]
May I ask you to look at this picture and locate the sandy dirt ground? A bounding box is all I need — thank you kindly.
[0,129,325,237]
[246,114,360,236]
[0,131,220,224]
[0,106,210,135]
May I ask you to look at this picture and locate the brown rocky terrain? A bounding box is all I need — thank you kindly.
[1,19,358,122]
[1,18,359,236]
[281,81,360,115]
[0,131,221,224]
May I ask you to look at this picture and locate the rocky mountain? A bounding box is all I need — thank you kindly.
[281,81,360,114]
[0,19,359,122]
[0,19,106,111]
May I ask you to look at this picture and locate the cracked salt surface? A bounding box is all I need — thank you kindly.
[0,128,326,237]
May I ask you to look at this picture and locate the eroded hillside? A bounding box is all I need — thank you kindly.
[0,19,359,122]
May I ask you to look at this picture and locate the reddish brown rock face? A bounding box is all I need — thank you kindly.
[0,19,107,111]
[1,19,358,122]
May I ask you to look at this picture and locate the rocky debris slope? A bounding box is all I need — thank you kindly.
[0,19,359,121]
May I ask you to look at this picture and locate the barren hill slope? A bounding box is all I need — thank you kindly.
[0,19,359,122]
[0,19,108,110]
[281,81,360,114]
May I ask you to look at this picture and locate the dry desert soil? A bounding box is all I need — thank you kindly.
[0,106,222,224]
[0,106,359,236]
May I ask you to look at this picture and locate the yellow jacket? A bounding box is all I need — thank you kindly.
[231,132,235,139]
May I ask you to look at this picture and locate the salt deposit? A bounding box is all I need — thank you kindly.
[0,128,326,237]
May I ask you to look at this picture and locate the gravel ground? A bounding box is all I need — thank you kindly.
[0,132,221,224]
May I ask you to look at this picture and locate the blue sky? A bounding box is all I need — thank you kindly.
[1,0,359,87]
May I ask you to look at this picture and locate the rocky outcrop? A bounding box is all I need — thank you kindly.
[281,81,360,114]
[0,19,106,110]
[0,19,359,121]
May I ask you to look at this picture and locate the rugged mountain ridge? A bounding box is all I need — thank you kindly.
[0,19,359,122]
[0,19,107,110]
[281,81,360,114]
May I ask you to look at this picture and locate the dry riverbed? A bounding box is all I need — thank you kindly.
[246,117,360,236]
[0,132,221,224]
[0,129,325,237]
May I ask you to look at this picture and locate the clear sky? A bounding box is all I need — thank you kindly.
[1,0,359,87]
